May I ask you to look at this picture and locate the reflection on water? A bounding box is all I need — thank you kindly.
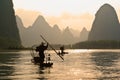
[91,52,120,66]
[0,49,120,80]
[0,52,19,80]
[91,52,120,79]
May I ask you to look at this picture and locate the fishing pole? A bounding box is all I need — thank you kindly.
[40,35,64,60]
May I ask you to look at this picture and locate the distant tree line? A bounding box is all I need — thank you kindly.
[72,40,120,49]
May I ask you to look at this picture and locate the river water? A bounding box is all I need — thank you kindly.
[0,49,120,80]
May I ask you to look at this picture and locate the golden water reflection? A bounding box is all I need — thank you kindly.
[0,49,120,80]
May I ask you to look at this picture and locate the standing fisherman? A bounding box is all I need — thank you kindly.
[36,42,48,64]
[60,45,64,54]
[59,45,65,56]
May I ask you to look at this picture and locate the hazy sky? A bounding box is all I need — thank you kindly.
[13,0,120,31]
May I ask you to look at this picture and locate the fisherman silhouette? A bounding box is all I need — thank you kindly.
[59,45,64,56]
[36,42,48,64]
[60,45,64,53]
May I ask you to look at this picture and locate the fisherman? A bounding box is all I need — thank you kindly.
[36,42,48,64]
[59,45,64,56]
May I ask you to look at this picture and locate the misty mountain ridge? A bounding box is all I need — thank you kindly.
[17,3,120,48]
[88,4,120,41]
[1,2,120,49]
[17,15,81,47]
[79,27,89,42]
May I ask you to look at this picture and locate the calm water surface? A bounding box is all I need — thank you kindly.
[0,49,120,80]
